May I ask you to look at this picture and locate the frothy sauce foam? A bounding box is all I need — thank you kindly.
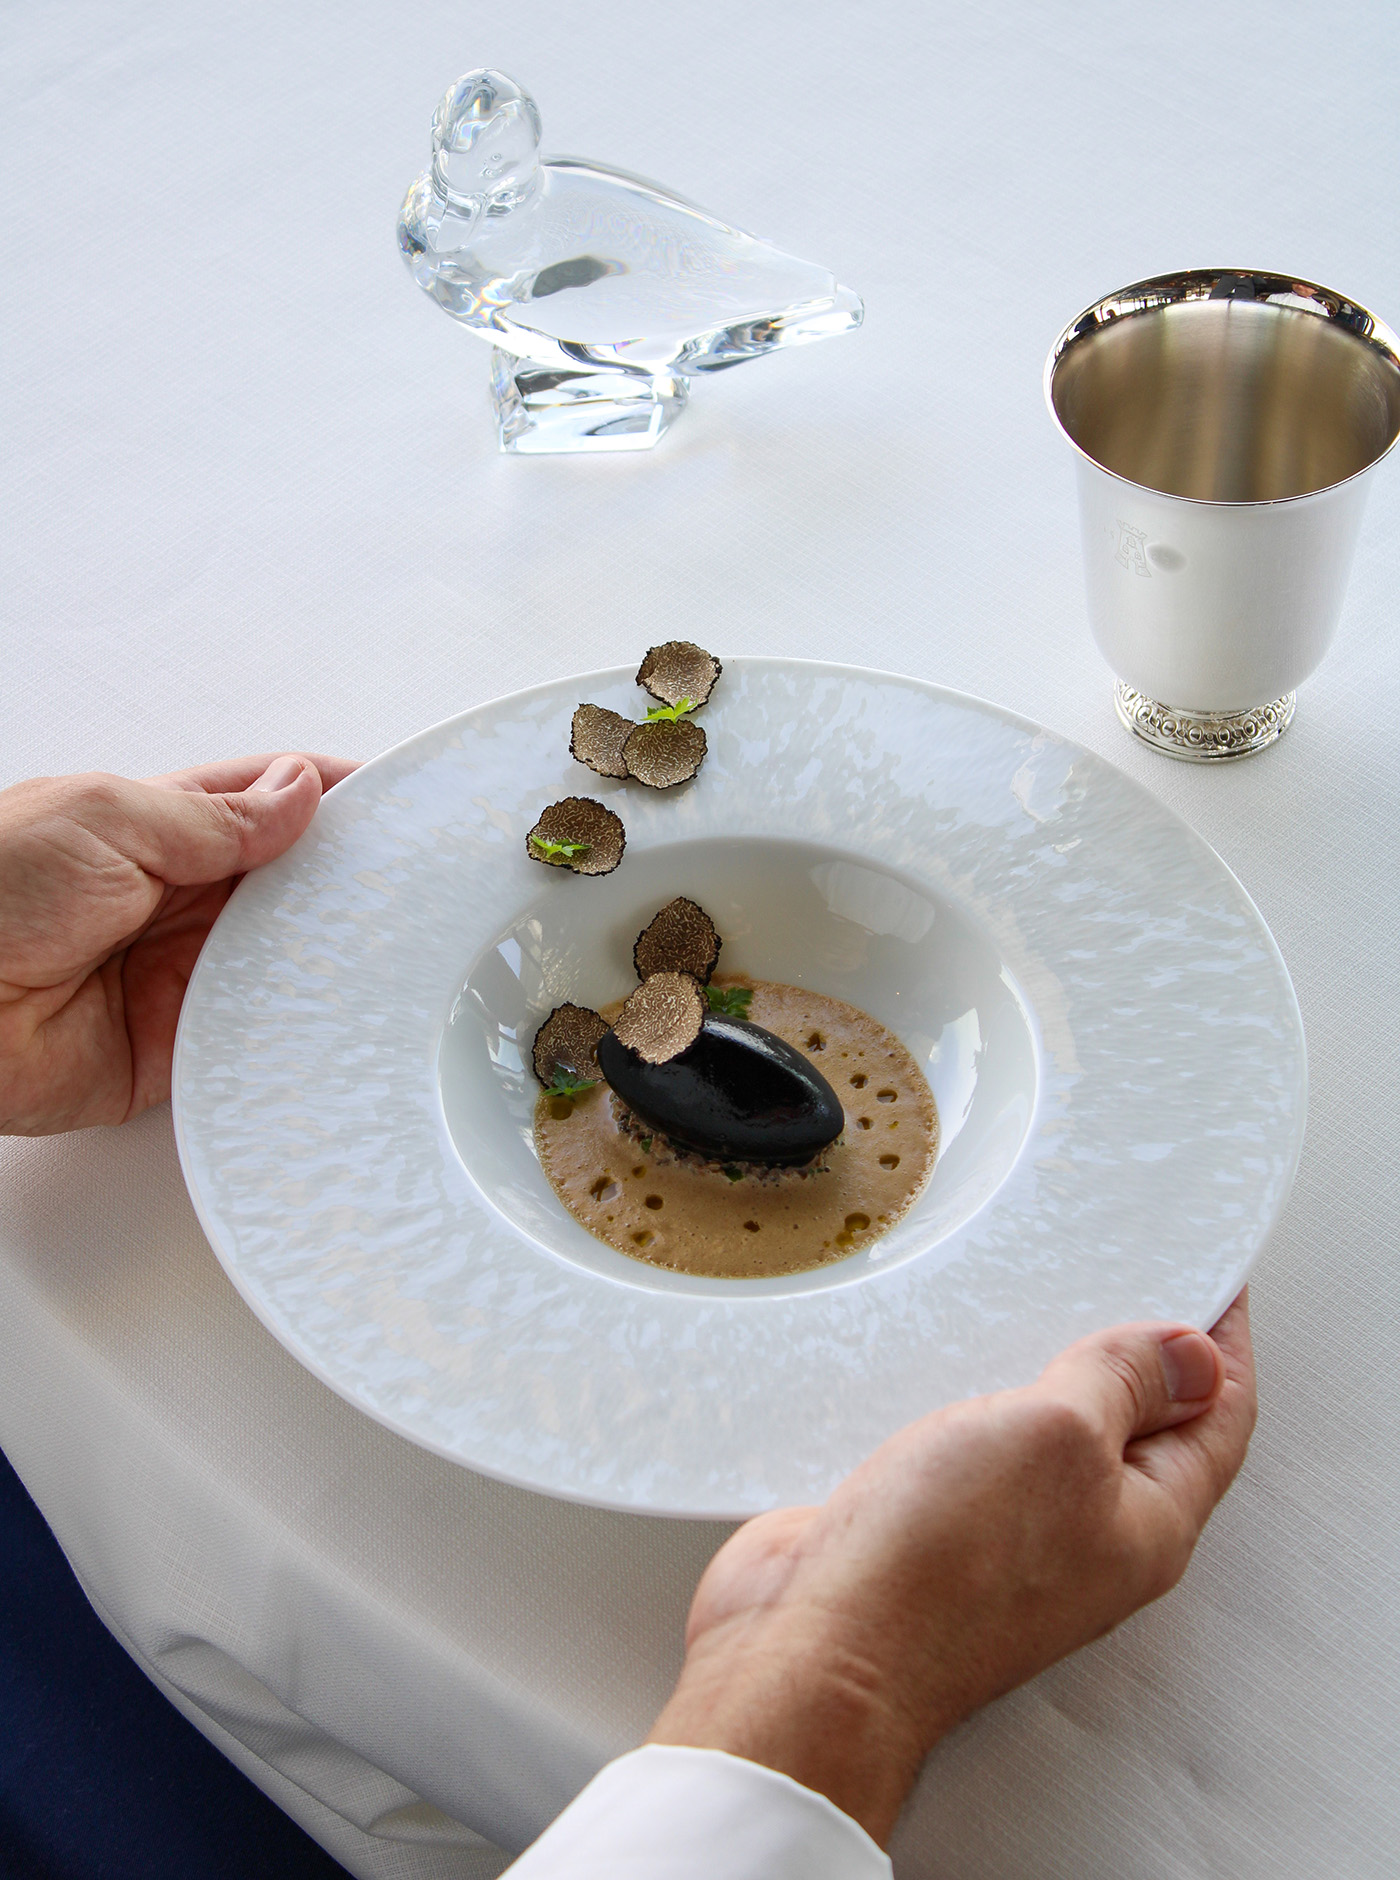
[535,980,937,1278]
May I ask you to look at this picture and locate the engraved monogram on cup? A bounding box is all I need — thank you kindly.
[1115,520,1151,577]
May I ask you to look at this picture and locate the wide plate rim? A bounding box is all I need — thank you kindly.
[173,659,1307,1517]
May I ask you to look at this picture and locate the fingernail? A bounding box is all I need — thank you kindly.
[250,756,304,794]
[1160,1331,1218,1402]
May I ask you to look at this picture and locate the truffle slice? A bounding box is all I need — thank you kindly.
[526,797,625,875]
[610,971,705,1065]
[633,897,722,985]
[532,1003,609,1088]
[570,703,633,780]
[623,718,707,789]
[636,642,722,710]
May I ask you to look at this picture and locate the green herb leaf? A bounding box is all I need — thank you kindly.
[705,984,754,1019]
[639,1136,652,1153]
[544,1074,597,1099]
[723,1166,744,1183]
[529,835,591,864]
[643,697,696,724]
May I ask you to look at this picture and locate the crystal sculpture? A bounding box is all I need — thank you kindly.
[397,70,863,453]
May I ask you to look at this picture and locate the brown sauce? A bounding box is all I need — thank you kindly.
[536,980,937,1278]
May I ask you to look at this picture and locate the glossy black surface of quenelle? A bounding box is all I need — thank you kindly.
[597,1014,845,1166]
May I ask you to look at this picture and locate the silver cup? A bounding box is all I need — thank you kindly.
[1046,270,1400,760]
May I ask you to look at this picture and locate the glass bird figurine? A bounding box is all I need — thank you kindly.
[397,70,863,454]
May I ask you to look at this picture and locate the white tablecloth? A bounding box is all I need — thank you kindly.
[3,2,1398,1874]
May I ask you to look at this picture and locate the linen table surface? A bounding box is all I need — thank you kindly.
[2,3,1397,1875]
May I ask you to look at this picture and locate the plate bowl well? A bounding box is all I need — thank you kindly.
[441,835,1039,1298]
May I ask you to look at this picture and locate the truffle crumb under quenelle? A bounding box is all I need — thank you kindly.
[633,896,721,984]
[611,1094,834,1183]
[525,797,625,875]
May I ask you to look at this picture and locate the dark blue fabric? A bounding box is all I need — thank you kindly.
[0,1444,351,1880]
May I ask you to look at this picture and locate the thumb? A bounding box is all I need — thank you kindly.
[1033,1320,1225,1449]
[684,1505,817,1649]
[123,754,323,885]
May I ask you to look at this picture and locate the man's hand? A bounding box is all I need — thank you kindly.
[649,1294,1257,1845]
[0,755,357,1134]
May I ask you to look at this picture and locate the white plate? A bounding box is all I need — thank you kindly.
[173,661,1306,1518]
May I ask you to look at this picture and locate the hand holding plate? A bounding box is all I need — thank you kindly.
[649,1295,1257,1844]
[0,754,355,1133]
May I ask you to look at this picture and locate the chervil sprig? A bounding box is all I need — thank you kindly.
[529,835,591,864]
[706,984,753,1019]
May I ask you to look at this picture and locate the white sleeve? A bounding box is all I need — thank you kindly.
[502,1743,893,1879]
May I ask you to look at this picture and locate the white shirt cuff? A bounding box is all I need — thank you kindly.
[503,1743,892,1879]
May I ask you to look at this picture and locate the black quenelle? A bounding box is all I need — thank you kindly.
[598,1012,844,1168]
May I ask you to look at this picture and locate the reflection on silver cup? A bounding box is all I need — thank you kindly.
[1046,270,1400,760]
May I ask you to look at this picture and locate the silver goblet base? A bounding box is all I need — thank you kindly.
[1113,683,1297,762]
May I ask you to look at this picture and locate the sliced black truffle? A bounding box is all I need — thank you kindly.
[570,703,633,780]
[598,1013,845,1167]
[623,718,707,789]
[610,972,705,1065]
[526,797,625,875]
[636,642,722,710]
[633,897,721,985]
[532,1003,609,1087]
